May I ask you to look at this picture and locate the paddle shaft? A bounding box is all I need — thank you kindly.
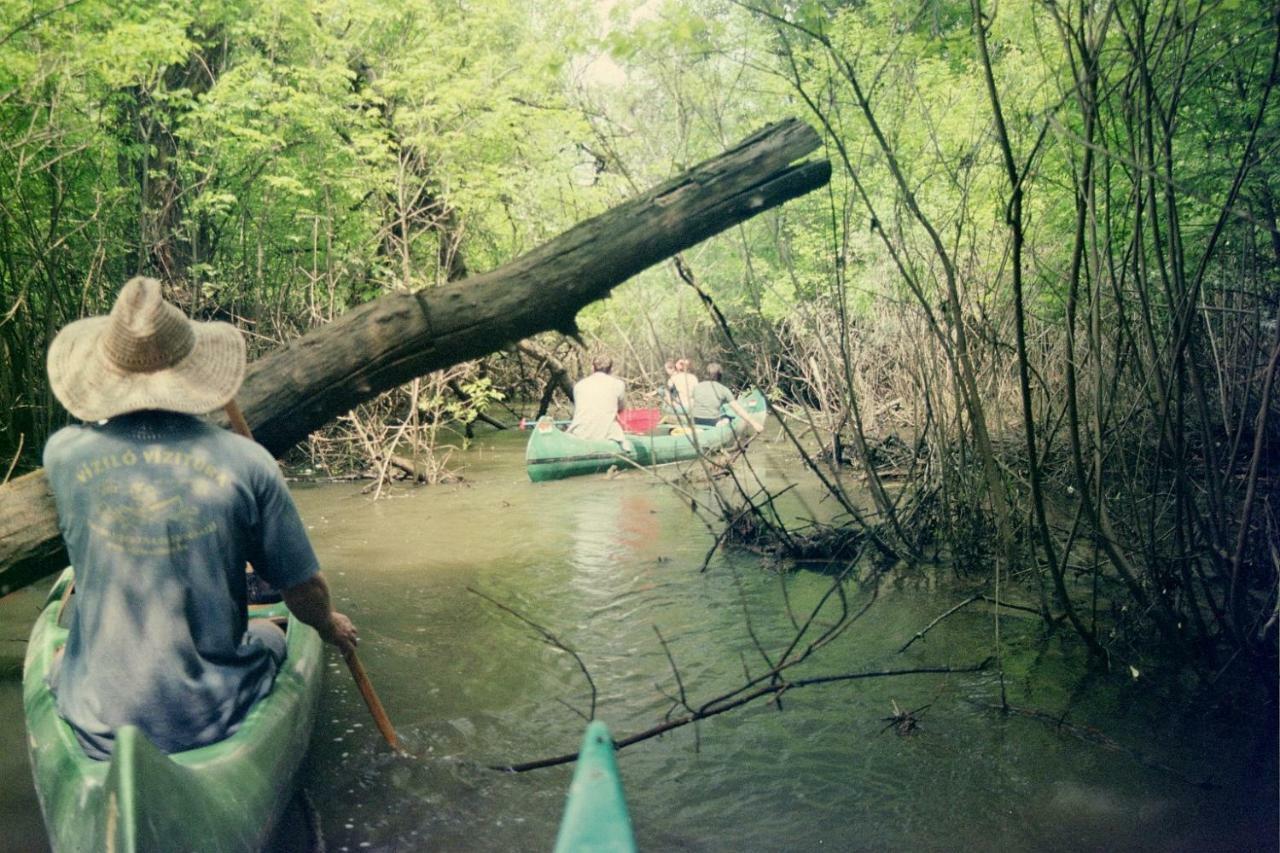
[344,649,400,749]
[223,401,401,752]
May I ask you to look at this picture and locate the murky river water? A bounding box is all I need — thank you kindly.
[1,428,1276,851]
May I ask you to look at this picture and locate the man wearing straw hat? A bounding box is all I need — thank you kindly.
[42,276,358,759]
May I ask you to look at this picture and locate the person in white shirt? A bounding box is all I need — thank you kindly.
[569,355,629,447]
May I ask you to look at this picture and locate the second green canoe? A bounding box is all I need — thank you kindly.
[526,389,768,482]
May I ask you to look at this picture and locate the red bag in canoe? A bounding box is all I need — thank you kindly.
[618,408,662,433]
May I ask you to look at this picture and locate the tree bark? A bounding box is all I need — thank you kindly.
[0,118,829,595]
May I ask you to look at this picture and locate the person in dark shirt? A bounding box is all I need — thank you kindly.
[689,363,765,430]
[43,276,358,758]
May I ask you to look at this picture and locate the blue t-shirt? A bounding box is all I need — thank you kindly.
[42,411,320,758]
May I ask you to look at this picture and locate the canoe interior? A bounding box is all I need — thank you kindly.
[23,568,323,853]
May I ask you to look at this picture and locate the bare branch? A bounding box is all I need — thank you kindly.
[898,595,981,653]
[490,660,989,773]
[467,587,597,722]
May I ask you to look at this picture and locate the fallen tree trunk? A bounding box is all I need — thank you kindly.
[0,118,829,595]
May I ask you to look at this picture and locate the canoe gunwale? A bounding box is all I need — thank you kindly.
[530,451,636,466]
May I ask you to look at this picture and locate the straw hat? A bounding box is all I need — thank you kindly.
[47,276,246,421]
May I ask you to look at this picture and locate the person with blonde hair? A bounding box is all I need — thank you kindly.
[667,357,698,413]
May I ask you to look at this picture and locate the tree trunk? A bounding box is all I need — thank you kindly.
[0,118,829,596]
[515,340,576,417]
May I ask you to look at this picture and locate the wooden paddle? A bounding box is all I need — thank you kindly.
[224,401,402,753]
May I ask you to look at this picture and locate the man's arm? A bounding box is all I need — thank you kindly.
[726,389,765,432]
[282,574,359,655]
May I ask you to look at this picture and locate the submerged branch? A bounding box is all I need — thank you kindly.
[973,701,1218,789]
[898,595,982,653]
[489,660,989,772]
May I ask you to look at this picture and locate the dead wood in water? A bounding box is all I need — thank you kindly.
[477,558,989,773]
[489,659,990,772]
[0,119,830,596]
[469,587,598,724]
[898,596,982,653]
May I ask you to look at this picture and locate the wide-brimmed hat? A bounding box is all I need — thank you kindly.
[47,276,246,421]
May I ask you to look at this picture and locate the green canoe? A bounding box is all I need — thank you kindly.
[526,389,768,482]
[23,568,323,853]
[553,721,636,853]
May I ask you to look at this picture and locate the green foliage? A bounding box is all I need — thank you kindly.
[438,377,505,427]
[0,0,600,463]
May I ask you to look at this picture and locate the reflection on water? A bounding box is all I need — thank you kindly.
[0,428,1275,852]
[568,490,659,603]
